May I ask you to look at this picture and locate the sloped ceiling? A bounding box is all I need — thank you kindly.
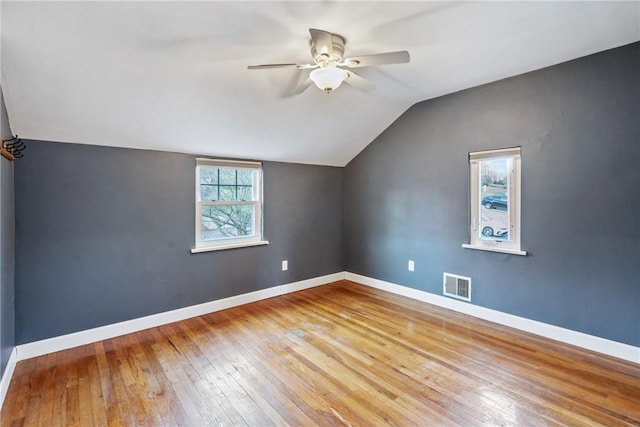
[1,1,638,166]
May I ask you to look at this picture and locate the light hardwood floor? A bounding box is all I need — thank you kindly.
[2,280,639,426]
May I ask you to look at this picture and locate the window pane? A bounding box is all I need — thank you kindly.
[199,167,257,202]
[237,169,253,186]
[237,186,253,201]
[200,184,218,202]
[219,168,237,185]
[199,167,219,202]
[200,168,218,185]
[201,205,255,240]
[479,159,510,240]
[218,185,237,201]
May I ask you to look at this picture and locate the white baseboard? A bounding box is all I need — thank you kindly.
[16,272,346,361]
[346,272,639,364]
[12,270,639,366]
[0,348,18,410]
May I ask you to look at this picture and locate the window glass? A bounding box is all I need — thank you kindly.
[466,147,524,255]
[195,160,263,250]
[201,205,255,240]
[479,158,511,241]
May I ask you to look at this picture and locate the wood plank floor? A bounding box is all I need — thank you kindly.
[2,280,639,426]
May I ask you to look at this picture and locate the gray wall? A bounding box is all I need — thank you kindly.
[1,87,15,375]
[0,157,14,374]
[14,141,343,343]
[344,42,640,346]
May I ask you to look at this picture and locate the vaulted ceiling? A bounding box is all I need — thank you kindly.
[1,1,638,166]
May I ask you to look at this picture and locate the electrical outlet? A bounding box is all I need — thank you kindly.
[408,260,415,272]
[282,260,288,271]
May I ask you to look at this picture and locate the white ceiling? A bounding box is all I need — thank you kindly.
[1,1,638,166]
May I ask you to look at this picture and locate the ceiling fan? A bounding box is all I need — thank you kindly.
[247,28,410,94]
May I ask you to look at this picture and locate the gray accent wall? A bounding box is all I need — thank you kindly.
[1,86,15,375]
[14,141,343,343]
[0,157,14,374]
[344,42,640,346]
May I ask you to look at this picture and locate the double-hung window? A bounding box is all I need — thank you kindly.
[192,158,267,252]
[463,147,526,255]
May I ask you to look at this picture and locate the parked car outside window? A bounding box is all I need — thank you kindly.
[480,216,508,238]
[481,194,507,211]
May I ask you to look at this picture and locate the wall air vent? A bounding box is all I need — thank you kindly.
[443,273,471,301]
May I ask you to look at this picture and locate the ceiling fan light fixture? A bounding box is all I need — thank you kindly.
[309,66,348,93]
[248,28,410,95]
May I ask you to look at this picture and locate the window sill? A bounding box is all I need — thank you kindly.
[191,240,269,254]
[462,244,527,256]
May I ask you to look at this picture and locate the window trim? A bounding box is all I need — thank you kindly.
[463,147,527,256]
[191,158,268,253]
[191,240,269,254]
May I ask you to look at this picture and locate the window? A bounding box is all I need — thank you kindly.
[192,158,267,253]
[463,147,526,255]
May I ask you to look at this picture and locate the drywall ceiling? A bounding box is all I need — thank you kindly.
[1,1,638,166]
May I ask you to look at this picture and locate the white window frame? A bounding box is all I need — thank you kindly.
[191,158,268,253]
[462,147,526,256]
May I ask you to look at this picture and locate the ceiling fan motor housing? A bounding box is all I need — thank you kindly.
[311,33,345,65]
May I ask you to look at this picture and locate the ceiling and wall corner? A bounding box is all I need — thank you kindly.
[1,1,639,166]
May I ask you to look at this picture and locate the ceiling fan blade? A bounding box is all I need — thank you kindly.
[309,28,333,57]
[289,78,313,95]
[342,51,410,68]
[296,63,319,70]
[248,63,316,70]
[344,71,375,92]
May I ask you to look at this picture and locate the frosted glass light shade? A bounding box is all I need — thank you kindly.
[310,67,348,93]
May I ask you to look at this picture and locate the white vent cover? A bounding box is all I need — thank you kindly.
[443,273,472,301]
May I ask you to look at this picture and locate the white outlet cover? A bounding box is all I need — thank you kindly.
[408,260,415,272]
[282,260,288,271]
